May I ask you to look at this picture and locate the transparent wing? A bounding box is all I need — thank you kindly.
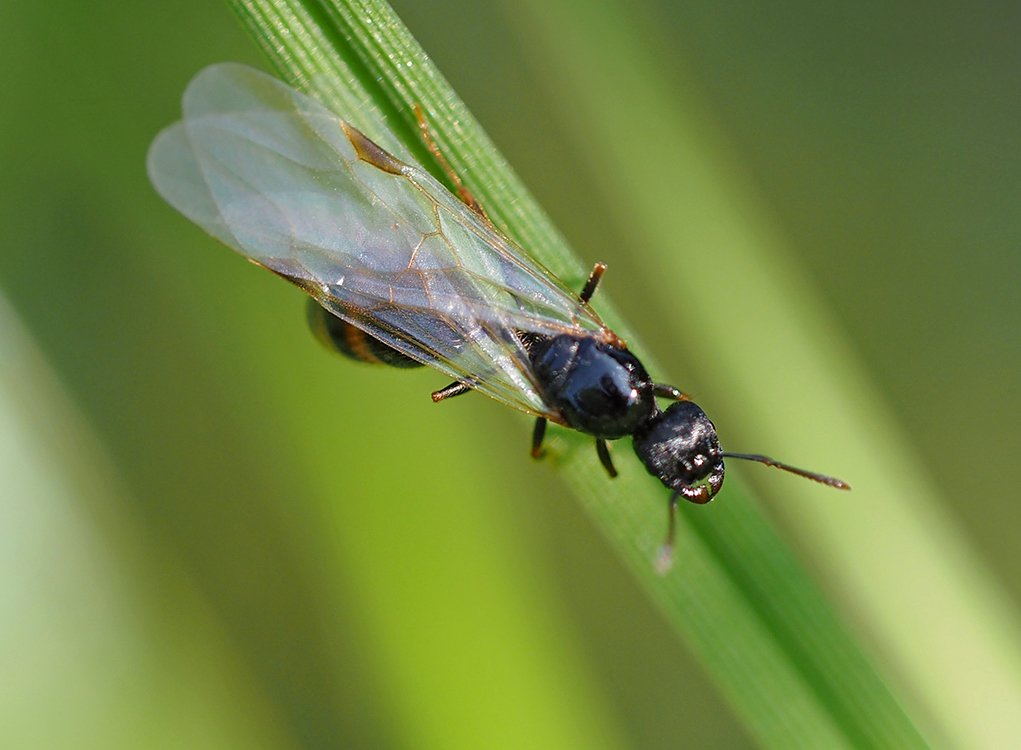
[147,63,611,418]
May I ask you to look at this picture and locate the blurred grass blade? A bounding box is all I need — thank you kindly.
[224,0,959,747]
[0,294,295,750]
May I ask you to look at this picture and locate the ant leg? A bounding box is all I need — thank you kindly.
[531,417,547,459]
[654,384,692,401]
[414,105,490,222]
[595,439,618,478]
[431,381,472,403]
[654,494,680,574]
[579,262,607,304]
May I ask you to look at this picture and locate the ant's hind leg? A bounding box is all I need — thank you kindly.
[531,417,547,459]
[595,439,618,478]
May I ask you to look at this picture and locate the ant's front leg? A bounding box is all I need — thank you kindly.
[414,105,490,223]
[654,384,692,402]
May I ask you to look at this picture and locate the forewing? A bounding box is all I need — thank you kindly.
[147,63,608,417]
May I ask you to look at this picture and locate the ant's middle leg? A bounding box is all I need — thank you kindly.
[531,417,547,459]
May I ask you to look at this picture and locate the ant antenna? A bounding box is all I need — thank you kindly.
[723,453,850,490]
[653,455,848,574]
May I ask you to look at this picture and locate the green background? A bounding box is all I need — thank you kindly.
[1,1,1018,748]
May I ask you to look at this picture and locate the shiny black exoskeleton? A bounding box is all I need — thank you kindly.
[518,326,845,568]
[632,401,725,504]
[529,335,655,439]
[525,333,725,502]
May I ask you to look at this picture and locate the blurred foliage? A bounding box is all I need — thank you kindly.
[0,0,1018,748]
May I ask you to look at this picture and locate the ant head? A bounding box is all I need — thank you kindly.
[632,397,850,573]
[632,401,724,503]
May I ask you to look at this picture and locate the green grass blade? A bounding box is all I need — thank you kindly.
[221,0,974,747]
[508,1,1021,748]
